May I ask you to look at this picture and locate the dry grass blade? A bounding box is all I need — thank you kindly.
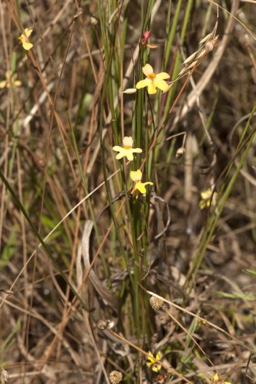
[171,0,240,127]
[80,220,119,313]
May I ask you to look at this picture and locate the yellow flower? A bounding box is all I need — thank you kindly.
[130,169,153,198]
[0,71,21,89]
[210,372,231,384]
[113,136,142,161]
[18,28,33,50]
[199,188,218,210]
[136,64,170,94]
[146,351,162,372]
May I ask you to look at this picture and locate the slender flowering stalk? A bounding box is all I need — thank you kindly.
[130,170,153,198]
[18,28,33,50]
[113,136,142,161]
[0,71,21,89]
[136,64,170,94]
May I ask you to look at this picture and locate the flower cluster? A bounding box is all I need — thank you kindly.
[113,57,170,196]
[112,137,153,198]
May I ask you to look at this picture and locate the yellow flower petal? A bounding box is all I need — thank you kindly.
[146,351,156,367]
[142,64,153,76]
[125,151,135,161]
[200,188,212,200]
[140,182,153,193]
[152,362,161,372]
[156,72,170,80]
[136,78,150,89]
[123,136,133,147]
[131,181,153,196]
[136,182,146,194]
[153,79,169,92]
[0,80,7,88]
[132,148,143,153]
[130,170,142,182]
[211,372,231,384]
[112,145,123,152]
[199,200,207,210]
[24,28,33,38]
[115,152,126,160]
[147,82,157,94]
[114,148,133,160]
[22,42,33,50]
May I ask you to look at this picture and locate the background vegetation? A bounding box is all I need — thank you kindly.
[0,0,256,383]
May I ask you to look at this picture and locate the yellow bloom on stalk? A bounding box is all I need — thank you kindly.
[146,351,162,372]
[0,71,21,89]
[130,169,153,198]
[113,136,142,161]
[18,28,33,50]
[210,372,231,384]
[136,64,170,94]
[199,188,218,210]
